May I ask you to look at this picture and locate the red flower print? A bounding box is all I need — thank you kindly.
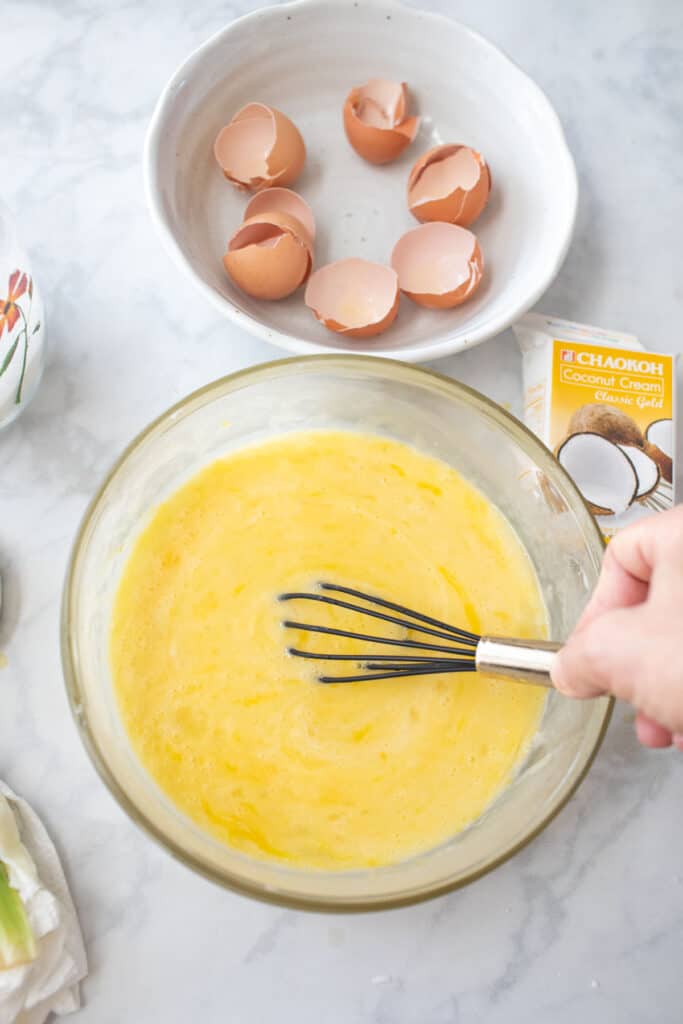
[0,270,29,339]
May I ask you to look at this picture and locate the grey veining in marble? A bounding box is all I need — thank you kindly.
[1,1,682,1022]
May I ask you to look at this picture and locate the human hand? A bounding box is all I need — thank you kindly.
[551,505,683,750]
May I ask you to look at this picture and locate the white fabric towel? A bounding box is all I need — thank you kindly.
[0,781,87,1024]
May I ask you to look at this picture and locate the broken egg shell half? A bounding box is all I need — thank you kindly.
[343,79,420,165]
[407,145,491,226]
[305,258,399,338]
[391,222,484,309]
[214,103,306,192]
[223,211,312,301]
[243,188,316,244]
[557,432,638,516]
[617,444,660,500]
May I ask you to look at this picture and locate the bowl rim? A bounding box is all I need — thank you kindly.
[61,354,611,911]
[143,0,579,363]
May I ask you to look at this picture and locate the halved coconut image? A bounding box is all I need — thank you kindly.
[646,418,673,458]
[645,418,674,484]
[561,404,674,514]
[557,432,638,516]
[617,444,660,501]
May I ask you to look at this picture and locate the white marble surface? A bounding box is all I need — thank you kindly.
[1,1,682,1021]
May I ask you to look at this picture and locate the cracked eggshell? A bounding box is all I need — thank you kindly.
[391,222,484,309]
[305,258,399,338]
[557,432,638,516]
[343,79,420,165]
[214,103,306,192]
[407,145,491,226]
[243,188,316,245]
[223,211,312,300]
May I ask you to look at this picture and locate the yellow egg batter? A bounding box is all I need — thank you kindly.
[111,431,546,870]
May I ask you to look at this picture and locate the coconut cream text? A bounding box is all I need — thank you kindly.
[562,368,663,393]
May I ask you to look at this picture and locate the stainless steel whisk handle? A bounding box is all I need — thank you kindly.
[475,637,562,689]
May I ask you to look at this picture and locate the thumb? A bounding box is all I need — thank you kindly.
[551,604,651,705]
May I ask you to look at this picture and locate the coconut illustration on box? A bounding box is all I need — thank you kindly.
[556,404,673,529]
[515,317,676,538]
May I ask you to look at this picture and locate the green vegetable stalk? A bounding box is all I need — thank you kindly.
[0,859,36,970]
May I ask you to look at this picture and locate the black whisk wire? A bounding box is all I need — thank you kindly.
[319,665,472,684]
[319,582,480,643]
[288,650,471,663]
[279,590,472,644]
[279,583,480,684]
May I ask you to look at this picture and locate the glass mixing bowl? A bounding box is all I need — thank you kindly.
[61,356,611,910]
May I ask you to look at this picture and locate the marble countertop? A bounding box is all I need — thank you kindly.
[1,1,682,1021]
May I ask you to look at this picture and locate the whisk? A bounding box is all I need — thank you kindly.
[280,583,561,687]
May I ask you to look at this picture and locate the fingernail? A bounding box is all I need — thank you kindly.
[636,713,673,749]
[674,734,683,752]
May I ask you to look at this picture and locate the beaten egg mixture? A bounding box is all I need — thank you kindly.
[111,431,546,869]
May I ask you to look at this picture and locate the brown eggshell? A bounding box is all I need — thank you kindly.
[343,79,420,165]
[230,211,312,256]
[223,211,312,300]
[214,103,306,192]
[391,222,484,309]
[407,145,491,226]
[214,118,270,190]
[243,188,316,245]
[305,258,399,338]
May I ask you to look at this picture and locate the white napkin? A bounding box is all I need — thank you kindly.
[0,782,87,1024]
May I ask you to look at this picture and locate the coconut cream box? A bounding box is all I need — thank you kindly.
[515,313,676,539]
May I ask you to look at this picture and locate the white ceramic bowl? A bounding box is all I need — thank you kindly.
[144,0,578,362]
